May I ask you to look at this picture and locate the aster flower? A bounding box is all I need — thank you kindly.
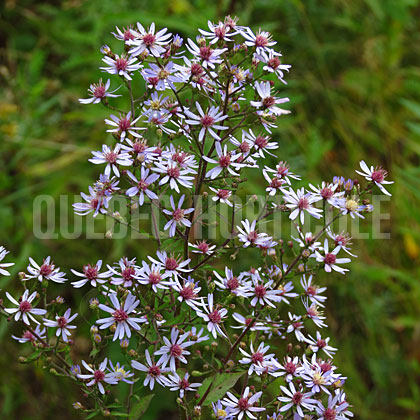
[167,372,201,398]
[112,25,136,43]
[300,275,327,307]
[43,308,78,342]
[186,39,227,69]
[203,142,244,179]
[121,139,158,164]
[240,27,277,54]
[105,111,145,141]
[4,290,46,325]
[26,256,67,283]
[185,102,228,142]
[153,161,195,193]
[79,79,121,104]
[78,358,118,394]
[326,228,357,257]
[278,382,318,418]
[286,312,307,342]
[244,277,283,308]
[276,280,299,304]
[131,349,170,390]
[292,229,322,252]
[356,160,393,196]
[148,251,192,280]
[221,386,265,420]
[308,182,344,207]
[196,294,228,338]
[339,197,367,219]
[232,312,268,332]
[315,393,351,420]
[242,129,278,158]
[126,168,159,206]
[239,341,275,375]
[71,260,112,288]
[257,49,291,84]
[73,186,110,217]
[89,144,133,177]
[128,22,172,58]
[212,400,234,419]
[250,81,290,116]
[137,261,173,293]
[163,195,194,237]
[302,299,327,328]
[189,240,216,255]
[144,109,176,134]
[236,219,269,248]
[282,187,323,224]
[97,292,146,341]
[269,356,301,382]
[264,161,301,186]
[154,328,194,372]
[198,20,236,44]
[109,361,135,384]
[300,356,335,395]
[142,61,182,91]
[213,267,244,295]
[12,324,47,345]
[100,54,142,80]
[172,277,202,310]
[0,246,14,276]
[209,187,234,206]
[108,257,140,287]
[306,331,337,358]
[313,239,351,274]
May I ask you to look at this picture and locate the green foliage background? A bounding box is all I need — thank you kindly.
[1,0,420,418]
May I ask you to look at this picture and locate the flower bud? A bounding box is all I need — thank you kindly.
[89,298,99,309]
[93,334,102,344]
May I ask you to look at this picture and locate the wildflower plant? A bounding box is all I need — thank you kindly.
[0,16,394,420]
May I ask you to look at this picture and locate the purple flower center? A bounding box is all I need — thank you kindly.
[317,339,327,348]
[321,187,334,199]
[254,284,267,298]
[219,155,231,168]
[170,344,183,358]
[115,58,128,71]
[148,364,161,377]
[122,267,136,280]
[93,85,106,98]
[113,309,128,323]
[284,361,296,374]
[197,242,209,253]
[201,114,215,127]
[214,26,226,39]
[255,34,268,47]
[19,301,32,313]
[190,63,204,76]
[217,189,230,199]
[199,46,212,61]
[94,369,105,382]
[324,408,337,420]
[227,277,239,291]
[324,253,336,265]
[138,180,149,191]
[292,391,303,405]
[142,33,156,46]
[255,135,268,149]
[208,309,222,324]
[371,169,385,183]
[57,316,67,328]
[165,257,178,270]
[179,378,190,389]
[237,397,250,411]
[180,285,195,300]
[298,197,309,210]
[105,151,118,164]
[172,208,185,222]
[268,57,280,69]
[251,352,264,364]
[83,264,99,280]
[262,96,275,108]
[118,117,131,131]
[40,263,53,276]
[167,166,180,179]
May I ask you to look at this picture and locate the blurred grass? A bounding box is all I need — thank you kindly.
[1,0,420,418]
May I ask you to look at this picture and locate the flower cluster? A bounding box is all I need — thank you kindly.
[1,16,393,420]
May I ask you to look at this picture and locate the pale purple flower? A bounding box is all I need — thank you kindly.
[73,186,110,217]
[240,27,277,54]
[326,228,357,257]
[163,195,194,237]
[213,267,244,295]
[316,392,352,420]
[222,386,265,420]
[97,292,146,341]
[167,372,201,398]
[203,142,244,179]
[100,54,142,80]
[264,161,301,186]
[257,49,291,83]
[185,102,228,142]
[131,349,170,390]
[286,312,307,342]
[107,257,140,287]
[244,278,283,308]
[89,144,133,177]
[128,22,172,58]
[212,400,234,419]
[308,181,344,207]
[189,240,216,255]
[356,160,393,196]
[186,39,227,69]
[276,280,299,305]
[126,168,159,205]
[5,289,46,325]
[43,308,78,342]
[197,294,228,338]
[278,382,318,418]
[137,261,172,293]
[12,324,47,344]
[302,299,327,328]
[282,187,323,224]
[142,61,181,91]
[79,79,120,104]
[26,256,67,283]
[153,161,195,192]
[339,197,367,219]
[300,275,327,307]
[0,246,14,276]
[148,251,192,280]
[198,20,236,44]
[313,239,351,274]
[250,81,290,116]
[172,277,202,310]
[71,260,112,288]
[243,129,278,158]
[105,111,145,141]
[269,356,301,382]
[292,229,322,252]
[108,361,134,384]
[154,328,194,372]
[306,331,337,358]
[112,26,136,43]
[237,219,269,248]
[78,358,118,394]
[239,341,274,375]
[209,187,234,206]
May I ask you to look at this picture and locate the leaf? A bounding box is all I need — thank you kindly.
[198,372,244,406]
[129,394,154,420]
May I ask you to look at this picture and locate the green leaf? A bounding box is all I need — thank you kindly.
[198,372,244,406]
[129,394,155,420]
